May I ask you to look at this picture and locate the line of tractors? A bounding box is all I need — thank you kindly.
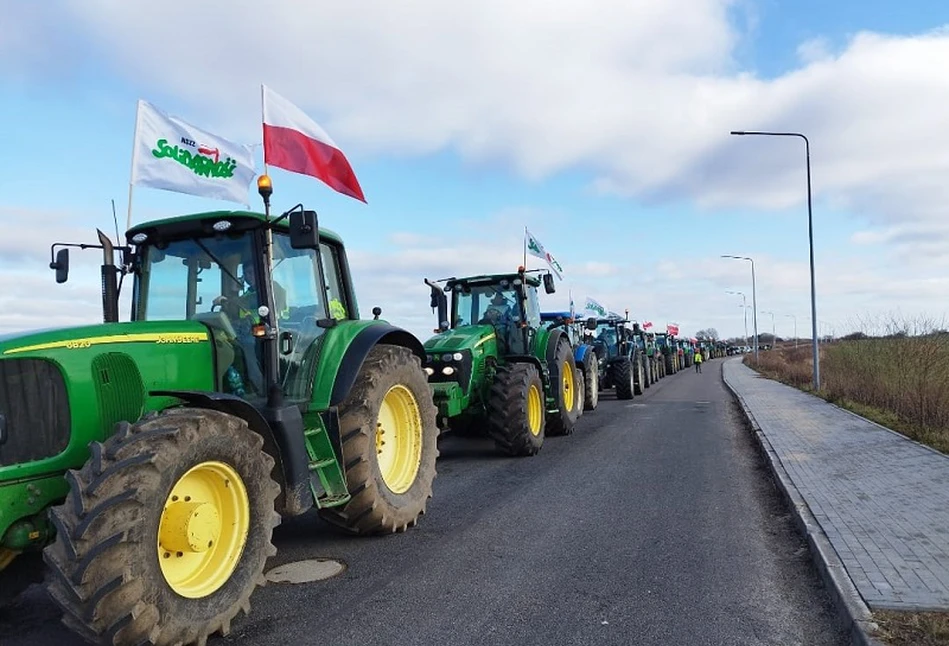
[0,178,721,646]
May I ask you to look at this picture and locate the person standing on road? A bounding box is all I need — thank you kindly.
[694,350,703,373]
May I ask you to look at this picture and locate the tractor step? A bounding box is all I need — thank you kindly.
[303,423,350,507]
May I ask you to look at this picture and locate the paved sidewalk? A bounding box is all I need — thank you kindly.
[724,359,949,612]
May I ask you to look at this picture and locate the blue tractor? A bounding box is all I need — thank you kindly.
[541,311,600,413]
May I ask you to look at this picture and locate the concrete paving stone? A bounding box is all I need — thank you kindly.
[725,360,949,611]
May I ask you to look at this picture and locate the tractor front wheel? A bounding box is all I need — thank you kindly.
[612,357,635,400]
[319,344,439,535]
[582,352,599,411]
[44,408,280,646]
[634,356,645,396]
[546,341,578,436]
[487,363,546,456]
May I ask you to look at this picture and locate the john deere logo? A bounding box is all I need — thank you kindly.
[152,137,238,179]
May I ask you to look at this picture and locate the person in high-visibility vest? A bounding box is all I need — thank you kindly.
[694,349,703,373]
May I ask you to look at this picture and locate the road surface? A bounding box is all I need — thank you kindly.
[1,359,846,645]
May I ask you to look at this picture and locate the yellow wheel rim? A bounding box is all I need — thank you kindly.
[561,361,575,412]
[376,385,423,495]
[157,461,250,599]
[0,547,18,571]
[527,383,543,436]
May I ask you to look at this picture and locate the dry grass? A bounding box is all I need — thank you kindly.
[873,610,949,646]
[743,317,949,455]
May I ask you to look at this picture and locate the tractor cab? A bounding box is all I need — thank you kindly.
[124,210,353,406]
[586,315,631,364]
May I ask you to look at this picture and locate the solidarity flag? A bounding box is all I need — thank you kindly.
[525,228,564,280]
[262,85,366,202]
[130,100,256,204]
[585,297,608,317]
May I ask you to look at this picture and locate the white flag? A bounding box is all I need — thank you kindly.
[130,100,256,204]
[525,228,564,280]
[584,297,608,317]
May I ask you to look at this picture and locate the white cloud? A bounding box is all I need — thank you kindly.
[3,2,949,339]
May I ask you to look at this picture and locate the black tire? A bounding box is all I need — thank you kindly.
[643,357,652,388]
[582,352,599,411]
[612,357,634,400]
[487,363,545,456]
[319,344,439,535]
[546,341,578,437]
[44,408,280,646]
[573,364,585,420]
[633,355,645,396]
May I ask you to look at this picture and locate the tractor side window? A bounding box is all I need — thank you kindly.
[320,243,349,320]
[524,288,541,329]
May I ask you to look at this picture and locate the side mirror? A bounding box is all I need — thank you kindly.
[372,306,382,320]
[585,317,598,330]
[289,210,320,249]
[50,248,70,284]
[543,273,556,294]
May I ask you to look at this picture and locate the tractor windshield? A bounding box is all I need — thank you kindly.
[451,284,523,329]
[593,322,621,358]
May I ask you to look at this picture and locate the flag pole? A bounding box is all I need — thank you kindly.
[523,226,528,268]
[125,99,142,232]
[260,84,269,176]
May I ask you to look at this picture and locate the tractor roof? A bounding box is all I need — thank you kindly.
[540,311,573,321]
[126,210,343,246]
[445,272,541,288]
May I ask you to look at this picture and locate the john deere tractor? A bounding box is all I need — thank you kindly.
[423,269,578,456]
[0,178,439,645]
[541,311,599,413]
[655,332,679,374]
[582,315,639,400]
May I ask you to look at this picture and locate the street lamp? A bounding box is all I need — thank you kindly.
[762,310,776,348]
[722,255,758,362]
[725,290,748,345]
[784,314,798,348]
[730,129,819,389]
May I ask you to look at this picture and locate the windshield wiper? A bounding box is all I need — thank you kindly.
[193,238,241,289]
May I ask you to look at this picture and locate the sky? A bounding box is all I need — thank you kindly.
[2,0,949,342]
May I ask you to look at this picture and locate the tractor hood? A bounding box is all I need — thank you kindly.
[0,320,211,358]
[423,325,497,353]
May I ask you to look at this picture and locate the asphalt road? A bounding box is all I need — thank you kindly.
[2,359,846,646]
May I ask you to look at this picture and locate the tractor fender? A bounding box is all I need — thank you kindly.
[149,389,311,516]
[329,324,425,407]
[574,343,592,365]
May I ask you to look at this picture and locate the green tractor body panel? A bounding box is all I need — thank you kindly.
[0,320,215,551]
[423,324,498,420]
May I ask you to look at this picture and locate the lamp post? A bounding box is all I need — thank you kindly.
[725,290,747,344]
[784,314,798,348]
[762,310,776,348]
[730,130,819,389]
[722,255,758,362]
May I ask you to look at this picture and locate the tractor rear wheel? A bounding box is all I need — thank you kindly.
[546,341,578,436]
[319,344,439,535]
[634,356,645,396]
[486,363,545,456]
[612,357,635,400]
[582,352,599,411]
[644,357,652,388]
[44,408,280,646]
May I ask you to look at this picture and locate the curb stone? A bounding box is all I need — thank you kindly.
[720,361,887,646]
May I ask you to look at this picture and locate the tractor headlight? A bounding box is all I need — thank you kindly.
[442,366,455,375]
[212,220,232,232]
[424,367,435,376]
[131,232,148,245]
[442,353,454,362]
[452,352,463,361]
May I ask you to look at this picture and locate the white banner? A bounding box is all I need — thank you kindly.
[130,100,256,204]
[525,228,564,280]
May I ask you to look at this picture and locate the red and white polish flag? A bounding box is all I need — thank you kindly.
[261,85,366,203]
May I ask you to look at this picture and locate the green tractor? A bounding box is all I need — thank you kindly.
[423,269,579,456]
[583,315,640,400]
[0,178,440,645]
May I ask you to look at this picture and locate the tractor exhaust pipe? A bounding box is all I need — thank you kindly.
[97,229,119,324]
[424,278,449,331]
